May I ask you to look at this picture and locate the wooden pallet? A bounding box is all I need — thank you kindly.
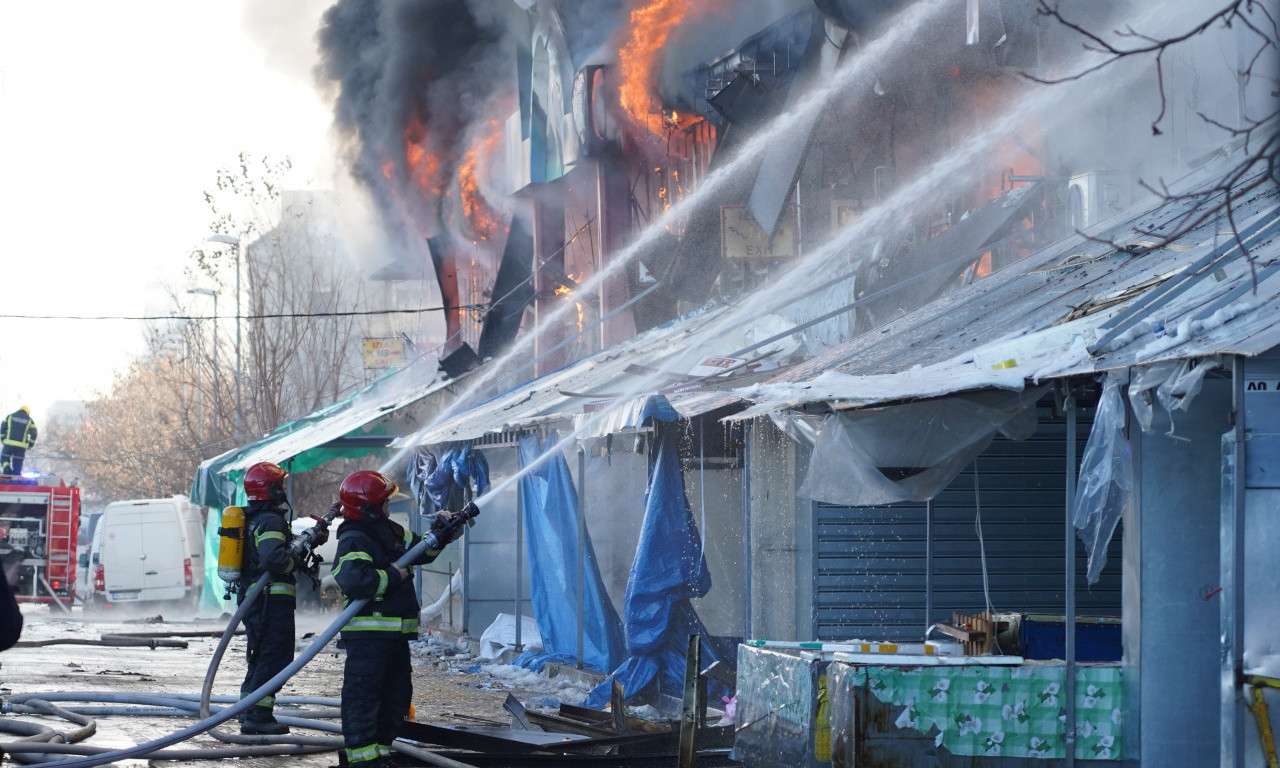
[932,611,995,655]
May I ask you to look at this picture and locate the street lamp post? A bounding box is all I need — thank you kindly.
[207,234,242,435]
[187,287,218,437]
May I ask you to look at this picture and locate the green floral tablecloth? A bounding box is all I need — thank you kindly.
[861,663,1123,760]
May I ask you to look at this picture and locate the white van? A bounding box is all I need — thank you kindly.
[75,509,104,604]
[87,496,206,611]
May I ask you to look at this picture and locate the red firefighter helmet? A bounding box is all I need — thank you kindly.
[338,470,397,521]
[244,462,289,502]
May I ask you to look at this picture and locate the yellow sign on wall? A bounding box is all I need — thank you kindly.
[362,338,405,369]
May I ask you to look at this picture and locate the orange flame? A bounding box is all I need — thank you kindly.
[458,121,504,241]
[552,274,586,332]
[617,0,694,133]
[403,113,445,199]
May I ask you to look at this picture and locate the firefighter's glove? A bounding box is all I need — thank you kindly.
[310,523,329,549]
[431,512,465,546]
[428,512,452,533]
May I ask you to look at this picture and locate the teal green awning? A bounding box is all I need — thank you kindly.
[189,354,453,510]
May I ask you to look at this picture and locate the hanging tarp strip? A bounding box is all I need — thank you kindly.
[585,411,724,707]
[517,434,625,674]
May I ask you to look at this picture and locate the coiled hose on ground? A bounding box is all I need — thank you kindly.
[0,532,478,767]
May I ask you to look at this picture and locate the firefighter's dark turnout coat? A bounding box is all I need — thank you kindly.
[0,409,36,475]
[237,500,297,725]
[333,517,442,766]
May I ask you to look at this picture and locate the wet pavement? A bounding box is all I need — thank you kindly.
[1,605,593,767]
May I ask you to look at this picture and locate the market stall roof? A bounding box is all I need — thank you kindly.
[191,353,453,508]
[730,167,1280,418]
[395,304,799,448]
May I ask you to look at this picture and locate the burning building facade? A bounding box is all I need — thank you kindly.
[267,1,1279,765]
[314,0,1194,388]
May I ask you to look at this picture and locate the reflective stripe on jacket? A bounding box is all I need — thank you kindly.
[239,502,296,603]
[333,517,440,639]
[1,412,35,449]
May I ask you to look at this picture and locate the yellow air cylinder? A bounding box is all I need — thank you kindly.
[217,506,246,584]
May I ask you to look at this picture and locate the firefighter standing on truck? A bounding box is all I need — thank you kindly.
[237,461,325,735]
[332,470,475,768]
[0,407,36,476]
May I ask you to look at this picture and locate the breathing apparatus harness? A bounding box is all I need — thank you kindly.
[217,502,339,601]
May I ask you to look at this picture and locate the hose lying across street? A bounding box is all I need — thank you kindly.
[0,531,481,768]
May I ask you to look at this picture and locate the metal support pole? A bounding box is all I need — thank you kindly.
[211,292,218,434]
[925,499,933,635]
[462,518,471,637]
[39,575,71,615]
[678,634,702,768]
[234,243,242,435]
[1064,385,1078,767]
[742,422,753,640]
[515,457,524,652]
[1223,355,1248,766]
[577,446,587,669]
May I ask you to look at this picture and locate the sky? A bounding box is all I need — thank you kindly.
[0,0,335,425]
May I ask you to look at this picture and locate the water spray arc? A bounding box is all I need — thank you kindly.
[378,0,957,475]
[669,26,1157,357]
[0,2,1175,764]
[394,0,1156,474]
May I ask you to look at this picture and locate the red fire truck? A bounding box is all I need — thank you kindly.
[0,475,79,604]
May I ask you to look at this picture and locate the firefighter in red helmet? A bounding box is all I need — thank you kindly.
[237,461,325,735]
[332,469,476,768]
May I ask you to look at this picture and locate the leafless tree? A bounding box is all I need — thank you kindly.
[1033,0,1278,252]
[40,343,206,501]
[42,155,371,504]
[189,155,367,441]
[241,194,367,433]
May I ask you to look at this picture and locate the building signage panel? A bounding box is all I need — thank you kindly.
[363,338,405,370]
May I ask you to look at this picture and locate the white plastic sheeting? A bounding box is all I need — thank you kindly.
[774,386,1048,506]
[1127,356,1223,437]
[1071,373,1133,584]
[478,612,544,660]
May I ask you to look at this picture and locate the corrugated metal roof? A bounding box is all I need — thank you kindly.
[401,165,1280,442]
[397,305,800,446]
[730,169,1280,417]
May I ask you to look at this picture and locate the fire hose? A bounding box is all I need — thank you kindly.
[2,503,480,768]
[195,505,482,763]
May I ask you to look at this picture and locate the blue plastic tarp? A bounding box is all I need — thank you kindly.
[518,434,625,673]
[585,410,723,707]
[407,446,490,512]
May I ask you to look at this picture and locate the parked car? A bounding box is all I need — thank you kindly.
[86,496,205,612]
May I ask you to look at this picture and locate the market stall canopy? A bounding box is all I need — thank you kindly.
[395,304,804,448]
[731,165,1280,418]
[191,353,454,509]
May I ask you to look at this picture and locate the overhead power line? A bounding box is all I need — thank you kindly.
[0,304,487,322]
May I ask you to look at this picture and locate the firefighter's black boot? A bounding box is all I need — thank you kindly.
[240,720,290,735]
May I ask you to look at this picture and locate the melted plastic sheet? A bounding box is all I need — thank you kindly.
[1071,373,1133,584]
[1127,356,1222,436]
[778,387,1047,506]
[732,646,827,768]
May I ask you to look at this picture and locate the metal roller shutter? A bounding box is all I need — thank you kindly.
[813,401,1123,642]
